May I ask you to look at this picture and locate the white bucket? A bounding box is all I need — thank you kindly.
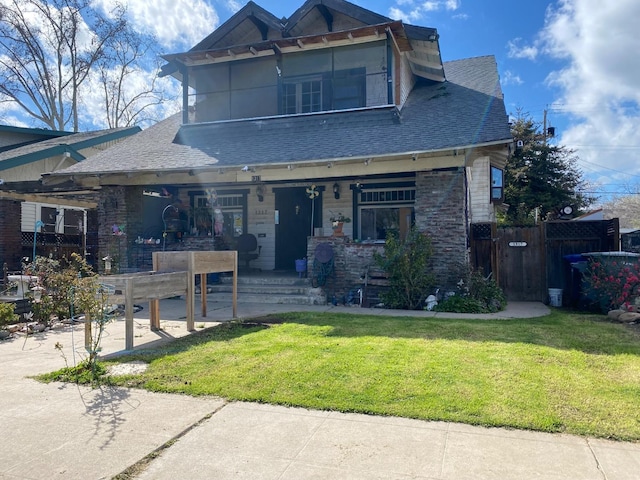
[548,288,563,307]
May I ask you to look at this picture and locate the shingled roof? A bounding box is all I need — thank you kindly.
[0,126,140,172]
[50,55,510,178]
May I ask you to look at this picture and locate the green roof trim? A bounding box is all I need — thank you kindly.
[0,124,71,137]
[0,126,140,172]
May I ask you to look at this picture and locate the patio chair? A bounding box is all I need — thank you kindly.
[237,233,261,271]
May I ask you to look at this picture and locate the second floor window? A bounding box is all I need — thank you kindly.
[282,78,323,114]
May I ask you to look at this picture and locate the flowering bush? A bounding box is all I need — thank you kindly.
[584,257,640,312]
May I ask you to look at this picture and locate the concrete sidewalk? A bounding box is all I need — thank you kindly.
[0,300,638,479]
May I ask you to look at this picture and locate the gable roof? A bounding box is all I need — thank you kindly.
[0,126,140,172]
[160,0,441,81]
[49,55,510,179]
[190,1,283,51]
[284,0,390,35]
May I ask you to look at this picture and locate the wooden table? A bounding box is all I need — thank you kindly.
[96,271,189,351]
[152,250,238,327]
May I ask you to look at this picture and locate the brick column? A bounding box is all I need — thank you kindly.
[414,168,469,287]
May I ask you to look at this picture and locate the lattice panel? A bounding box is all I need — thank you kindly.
[546,221,602,240]
[472,223,493,240]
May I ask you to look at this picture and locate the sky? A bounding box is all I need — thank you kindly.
[3,0,640,202]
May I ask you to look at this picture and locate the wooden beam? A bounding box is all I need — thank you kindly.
[0,191,96,208]
[316,4,333,32]
[248,15,269,41]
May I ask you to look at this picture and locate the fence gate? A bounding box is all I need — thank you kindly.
[472,223,545,301]
[494,225,545,301]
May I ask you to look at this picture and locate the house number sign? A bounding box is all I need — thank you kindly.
[509,242,528,247]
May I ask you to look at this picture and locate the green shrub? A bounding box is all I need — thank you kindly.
[435,295,487,313]
[374,227,435,310]
[435,268,506,314]
[0,302,18,327]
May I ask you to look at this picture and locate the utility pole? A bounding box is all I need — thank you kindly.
[543,108,548,146]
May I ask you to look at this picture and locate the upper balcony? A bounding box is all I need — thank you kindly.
[161,19,444,125]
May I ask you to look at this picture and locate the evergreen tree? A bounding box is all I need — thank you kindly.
[503,112,595,225]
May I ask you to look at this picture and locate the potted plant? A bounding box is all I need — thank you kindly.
[329,212,351,236]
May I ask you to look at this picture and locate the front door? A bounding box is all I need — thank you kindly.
[274,187,320,270]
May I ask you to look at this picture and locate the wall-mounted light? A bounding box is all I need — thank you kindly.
[428,33,439,42]
[295,205,300,215]
[256,185,265,202]
[364,158,372,166]
[333,182,340,199]
[327,162,333,168]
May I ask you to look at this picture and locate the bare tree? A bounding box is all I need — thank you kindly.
[0,0,164,131]
[602,187,640,229]
[97,28,166,128]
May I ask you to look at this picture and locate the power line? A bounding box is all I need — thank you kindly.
[576,158,640,179]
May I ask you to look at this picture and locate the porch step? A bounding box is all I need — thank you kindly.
[205,274,326,305]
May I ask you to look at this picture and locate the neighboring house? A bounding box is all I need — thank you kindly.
[0,126,140,270]
[573,209,605,222]
[46,0,512,289]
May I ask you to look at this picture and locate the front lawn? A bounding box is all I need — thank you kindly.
[85,311,640,440]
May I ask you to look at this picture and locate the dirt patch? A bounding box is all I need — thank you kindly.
[107,360,149,376]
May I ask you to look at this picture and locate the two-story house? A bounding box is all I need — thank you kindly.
[46,0,512,291]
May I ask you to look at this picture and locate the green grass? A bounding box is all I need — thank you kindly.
[103,311,640,441]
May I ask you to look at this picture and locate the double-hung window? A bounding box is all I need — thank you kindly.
[490,166,504,202]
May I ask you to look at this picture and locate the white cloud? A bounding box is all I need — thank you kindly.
[226,0,242,12]
[540,0,640,193]
[501,70,523,86]
[389,0,461,21]
[423,0,459,12]
[388,6,423,22]
[93,0,219,50]
[507,38,539,60]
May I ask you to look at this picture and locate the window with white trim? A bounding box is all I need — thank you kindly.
[282,77,323,114]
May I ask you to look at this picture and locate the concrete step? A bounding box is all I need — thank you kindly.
[207,291,326,305]
[201,274,325,305]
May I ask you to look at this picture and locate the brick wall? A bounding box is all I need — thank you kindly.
[0,198,23,271]
[414,168,468,287]
[307,236,384,301]
[304,169,470,301]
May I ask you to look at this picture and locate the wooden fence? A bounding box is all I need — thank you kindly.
[471,219,620,303]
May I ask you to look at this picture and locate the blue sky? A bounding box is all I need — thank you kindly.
[2,0,639,202]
